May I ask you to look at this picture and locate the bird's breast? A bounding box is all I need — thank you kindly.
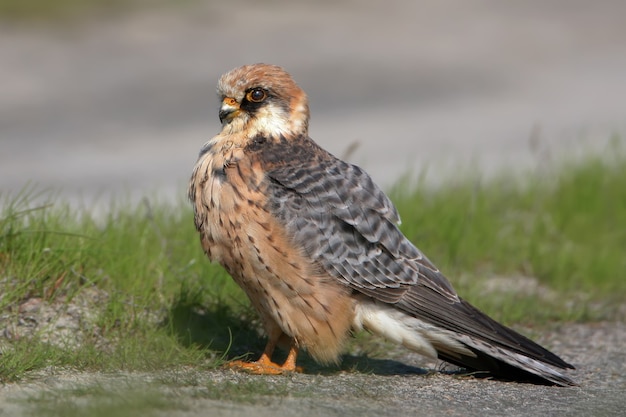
[189,140,356,362]
[190,144,263,262]
[190,144,308,290]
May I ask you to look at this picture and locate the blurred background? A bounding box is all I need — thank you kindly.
[1,0,624,208]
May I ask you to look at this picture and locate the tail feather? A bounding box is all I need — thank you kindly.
[438,337,577,386]
[393,285,577,386]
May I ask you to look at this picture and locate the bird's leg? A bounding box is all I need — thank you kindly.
[280,343,301,372]
[226,330,303,375]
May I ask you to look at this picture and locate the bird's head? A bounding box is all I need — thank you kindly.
[216,64,310,138]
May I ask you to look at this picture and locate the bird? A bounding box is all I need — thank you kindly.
[188,63,576,386]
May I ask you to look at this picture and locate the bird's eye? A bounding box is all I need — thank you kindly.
[247,88,267,103]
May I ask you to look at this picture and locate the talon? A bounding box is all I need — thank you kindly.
[225,359,290,375]
[225,346,303,375]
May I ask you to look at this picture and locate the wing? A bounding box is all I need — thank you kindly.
[258,135,458,304]
[252,135,575,384]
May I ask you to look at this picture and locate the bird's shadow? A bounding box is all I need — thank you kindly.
[164,297,441,377]
[165,296,265,360]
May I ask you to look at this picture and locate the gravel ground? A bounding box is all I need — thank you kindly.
[0,322,624,416]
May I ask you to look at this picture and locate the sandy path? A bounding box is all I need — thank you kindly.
[1,0,625,209]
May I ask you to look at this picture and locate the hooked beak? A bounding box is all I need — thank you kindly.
[219,97,241,124]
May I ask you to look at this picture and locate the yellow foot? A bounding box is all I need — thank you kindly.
[225,360,284,375]
[225,358,303,375]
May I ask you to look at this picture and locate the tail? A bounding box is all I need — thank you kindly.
[394,285,576,386]
[437,344,576,386]
[436,316,577,386]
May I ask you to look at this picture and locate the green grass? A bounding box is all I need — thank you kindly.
[1,146,625,383]
[389,144,626,322]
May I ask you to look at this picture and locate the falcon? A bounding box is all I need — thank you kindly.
[188,63,576,385]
